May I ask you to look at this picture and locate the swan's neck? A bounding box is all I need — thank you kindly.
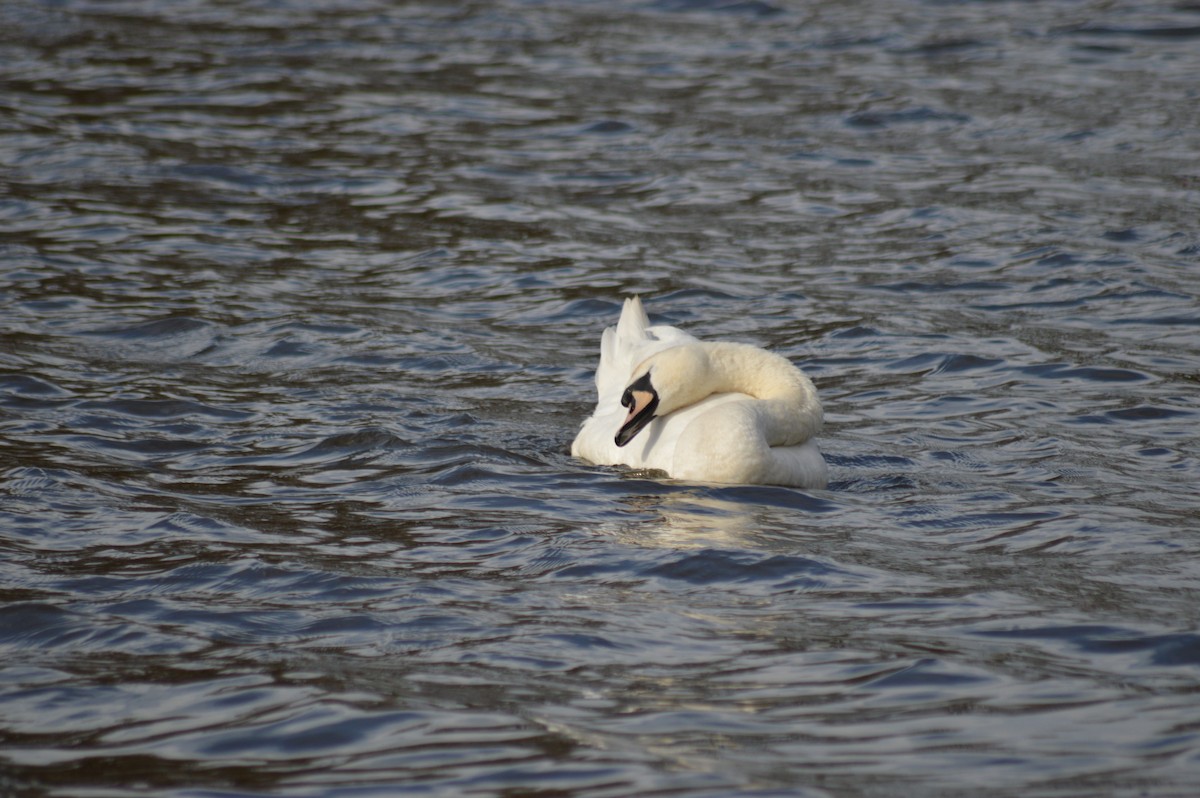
[702,342,822,445]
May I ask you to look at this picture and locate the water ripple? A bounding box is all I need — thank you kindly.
[2,0,1200,796]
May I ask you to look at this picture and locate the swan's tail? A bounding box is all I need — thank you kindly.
[596,296,650,391]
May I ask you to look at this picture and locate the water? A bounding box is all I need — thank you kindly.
[2,0,1200,795]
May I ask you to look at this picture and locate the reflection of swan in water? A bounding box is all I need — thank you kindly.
[605,486,831,550]
[572,297,828,489]
[617,492,761,549]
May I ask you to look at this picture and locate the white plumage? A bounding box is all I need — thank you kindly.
[571,297,828,489]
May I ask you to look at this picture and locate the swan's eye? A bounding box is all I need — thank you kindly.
[620,390,633,408]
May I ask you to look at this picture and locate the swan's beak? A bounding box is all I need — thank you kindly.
[615,373,658,447]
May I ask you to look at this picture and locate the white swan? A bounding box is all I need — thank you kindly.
[571,297,828,489]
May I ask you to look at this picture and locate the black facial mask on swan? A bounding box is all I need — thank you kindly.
[615,372,659,447]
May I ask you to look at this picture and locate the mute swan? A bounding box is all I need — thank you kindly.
[571,297,828,489]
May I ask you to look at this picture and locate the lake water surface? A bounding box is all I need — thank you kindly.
[3,1,1200,796]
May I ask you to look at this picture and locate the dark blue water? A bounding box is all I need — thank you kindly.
[2,0,1200,795]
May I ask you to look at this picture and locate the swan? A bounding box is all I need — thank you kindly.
[571,297,828,489]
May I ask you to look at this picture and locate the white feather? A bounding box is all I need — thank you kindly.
[572,297,828,489]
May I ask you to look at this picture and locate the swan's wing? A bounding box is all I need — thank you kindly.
[590,297,696,413]
[595,296,647,394]
[574,297,697,467]
[574,390,746,473]
[765,440,829,490]
[594,298,694,397]
[621,392,745,472]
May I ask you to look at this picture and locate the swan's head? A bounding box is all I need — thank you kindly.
[615,345,710,447]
